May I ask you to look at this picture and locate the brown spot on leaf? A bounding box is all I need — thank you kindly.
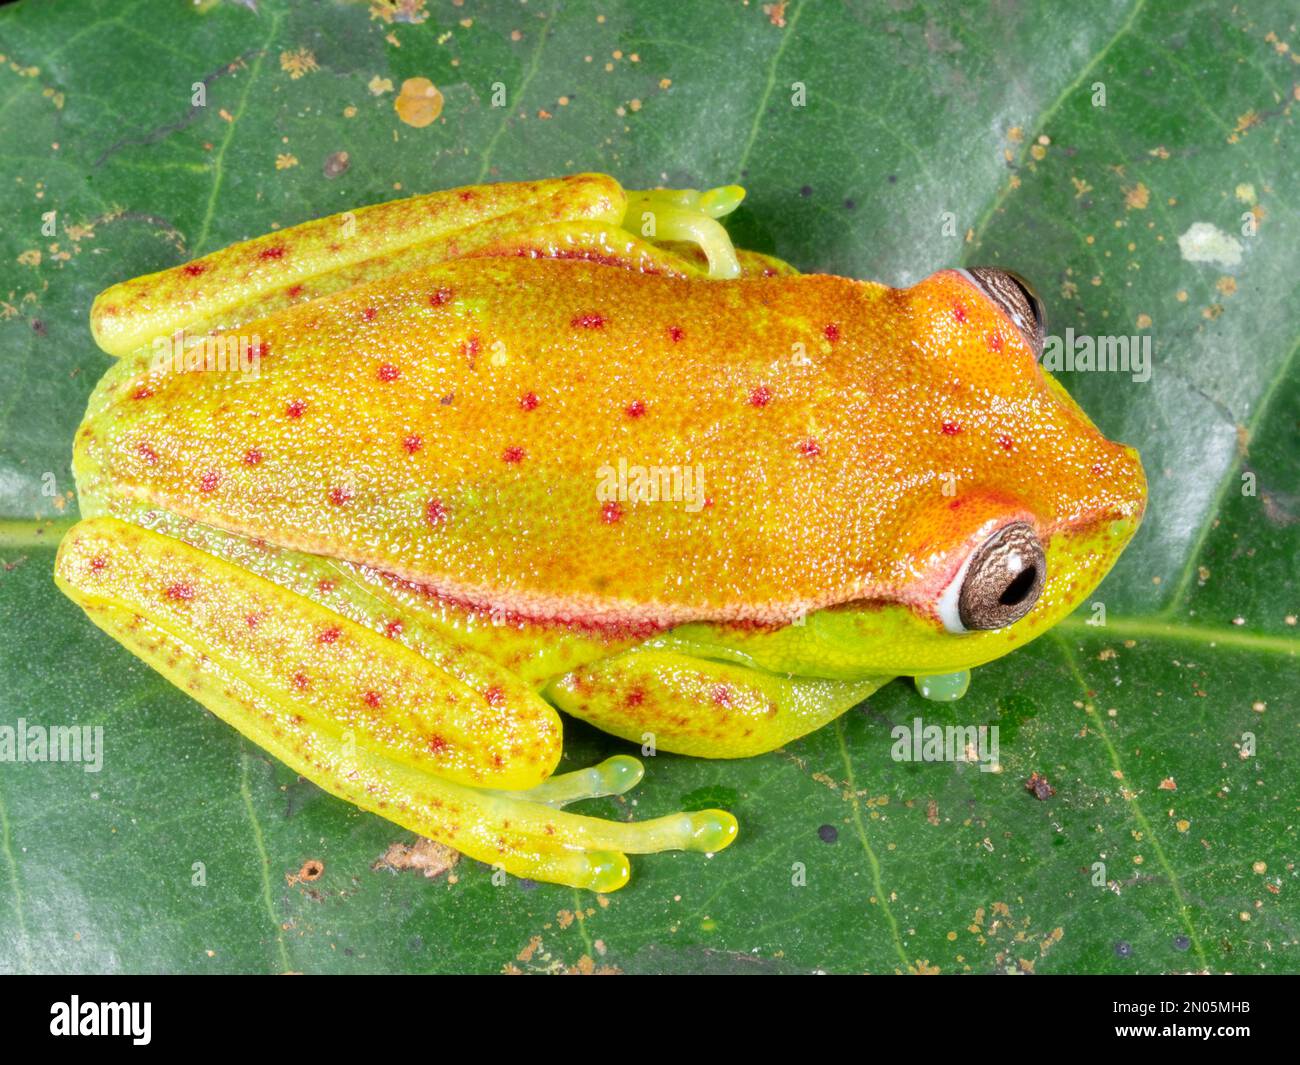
[1025,772,1055,800]
[372,838,460,880]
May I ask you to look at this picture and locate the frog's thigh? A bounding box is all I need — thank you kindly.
[56,518,734,890]
[119,506,633,690]
[547,650,888,758]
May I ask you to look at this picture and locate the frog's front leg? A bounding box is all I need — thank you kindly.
[548,649,888,759]
[55,518,736,891]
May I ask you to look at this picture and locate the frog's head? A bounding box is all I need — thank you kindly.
[796,266,1147,678]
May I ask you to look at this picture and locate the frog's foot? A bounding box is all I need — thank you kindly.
[55,517,736,891]
[548,649,888,758]
[620,184,746,279]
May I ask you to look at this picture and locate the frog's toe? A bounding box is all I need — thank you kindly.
[493,752,737,858]
[620,183,745,279]
[498,754,645,807]
[479,764,738,888]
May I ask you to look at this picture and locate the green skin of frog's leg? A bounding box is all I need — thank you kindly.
[548,651,887,759]
[57,514,738,893]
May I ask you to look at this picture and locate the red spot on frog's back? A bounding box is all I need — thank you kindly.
[519,391,540,411]
[571,312,606,329]
[258,246,287,260]
[183,263,207,277]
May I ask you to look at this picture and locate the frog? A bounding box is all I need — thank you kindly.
[54,173,1147,892]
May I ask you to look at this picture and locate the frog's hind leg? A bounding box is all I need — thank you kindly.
[91,172,761,358]
[55,517,735,891]
[91,173,631,357]
[548,649,888,759]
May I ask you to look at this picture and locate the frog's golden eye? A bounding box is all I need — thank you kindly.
[937,522,1046,633]
[966,267,1046,356]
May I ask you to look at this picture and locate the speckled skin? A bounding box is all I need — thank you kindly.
[55,174,1146,890]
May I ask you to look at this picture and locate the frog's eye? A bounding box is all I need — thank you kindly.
[936,522,1046,633]
[965,267,1046,356]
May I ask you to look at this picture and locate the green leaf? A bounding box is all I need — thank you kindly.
[0,0,1294,974]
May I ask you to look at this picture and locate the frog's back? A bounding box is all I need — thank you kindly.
[76,257,1136,626]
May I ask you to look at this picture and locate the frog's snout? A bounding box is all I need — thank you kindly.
[959,267,1047,358]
